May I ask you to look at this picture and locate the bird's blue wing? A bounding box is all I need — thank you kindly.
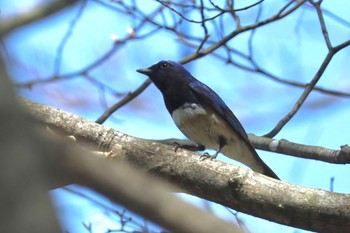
[189,81,280,180]
[189,81,250,143]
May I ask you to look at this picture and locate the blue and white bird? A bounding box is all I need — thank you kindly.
[137,60,279,180]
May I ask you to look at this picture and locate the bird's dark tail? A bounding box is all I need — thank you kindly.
[246,146,280,180]
[261,163,280,180]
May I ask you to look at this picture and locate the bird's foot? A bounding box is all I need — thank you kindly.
[200,152,216,161]
[172,141,182,152]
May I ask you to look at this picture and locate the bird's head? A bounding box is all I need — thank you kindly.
[137,60,192,91]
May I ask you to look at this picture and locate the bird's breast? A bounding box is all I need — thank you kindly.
[171,103,229,150]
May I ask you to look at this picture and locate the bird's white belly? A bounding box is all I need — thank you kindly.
[171,103,249,163]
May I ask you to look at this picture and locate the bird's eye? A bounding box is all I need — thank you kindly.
[160,62,169,69]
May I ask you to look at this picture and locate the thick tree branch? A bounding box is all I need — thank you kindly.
[58,142,242,233]
[0,61,61,232]
[22,98,350,233]
[156,136,350,164]
[3,96,241,232]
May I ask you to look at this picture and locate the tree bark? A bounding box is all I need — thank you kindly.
[22,98,350,233]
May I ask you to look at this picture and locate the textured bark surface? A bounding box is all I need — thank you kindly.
[23,98,350,233]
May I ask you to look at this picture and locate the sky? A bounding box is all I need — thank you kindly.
[2,0,350,232]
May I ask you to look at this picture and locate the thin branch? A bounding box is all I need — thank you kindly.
[196,0,210,53]
[264,39,350,138]
[227,0,241,28]
[62,187,148,232]
[91,0,134,14]
[247,1,263,58]
[180,0,306,63]
[14,5,162,88]
[252,64,350,98]
[54,0,87,75]
[301,1,350,29]
[179,35,350,98]
[156,0,206,23]
[156,0,262,24]
[248,134,350,164]
[309,0,332,50]
[95,79,152,124]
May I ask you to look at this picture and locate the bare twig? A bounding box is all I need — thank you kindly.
[95,79,152,124]
[14,25,158,88]
[247,1,263,58]
[264,39,350,138]
[180,34,350,98]
[301,1,350,28]
[54,0,87,75]
[180,0,306,63]
[62,187,148,232]
[196,0,210,53]
[309,0,333,50]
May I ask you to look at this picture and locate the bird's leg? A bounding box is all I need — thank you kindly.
[172,140,205,152]
[200,146,224,160]
[201,135,227,160]
[151,139,205,152]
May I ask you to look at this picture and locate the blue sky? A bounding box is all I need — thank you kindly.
[2,0,350,232]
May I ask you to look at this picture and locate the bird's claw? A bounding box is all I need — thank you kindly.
[200,152,215,161]
[172,142,181,152]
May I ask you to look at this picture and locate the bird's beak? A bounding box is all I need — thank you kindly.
[136,68,152,76]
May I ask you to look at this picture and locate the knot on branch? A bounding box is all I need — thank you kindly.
[338,144,350,163]
[98,128,119,152]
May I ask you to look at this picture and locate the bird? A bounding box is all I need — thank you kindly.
[136,60,279,180]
